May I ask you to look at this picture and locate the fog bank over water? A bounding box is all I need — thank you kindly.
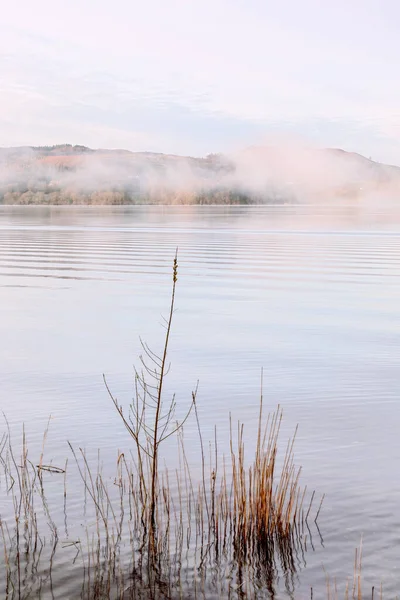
[1,141,400,205]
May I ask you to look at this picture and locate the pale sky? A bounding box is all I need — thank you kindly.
[1,0,400,163]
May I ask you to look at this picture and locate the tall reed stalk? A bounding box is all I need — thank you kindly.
[104,251,194,561]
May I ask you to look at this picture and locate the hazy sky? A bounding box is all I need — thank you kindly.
[1,0,400,162]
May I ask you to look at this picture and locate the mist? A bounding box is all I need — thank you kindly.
[1,139,399,205]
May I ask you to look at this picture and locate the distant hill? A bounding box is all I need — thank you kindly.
[0,144,399,205]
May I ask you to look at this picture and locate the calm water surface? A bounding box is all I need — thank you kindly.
[1,204,400,597]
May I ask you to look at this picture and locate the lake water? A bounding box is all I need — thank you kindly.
[1,204,400,598]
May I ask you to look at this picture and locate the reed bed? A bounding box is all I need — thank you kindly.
[1,411,318,599]
[0,254,330,598]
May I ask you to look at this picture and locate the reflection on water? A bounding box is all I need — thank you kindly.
[1,205,400,597]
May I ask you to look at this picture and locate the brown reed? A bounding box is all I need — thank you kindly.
[0,254,333,599]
